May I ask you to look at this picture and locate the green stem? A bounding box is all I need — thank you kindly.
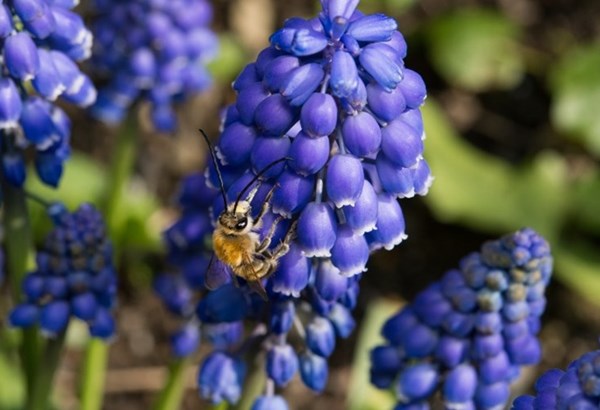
[80,338,109,410]
[232,358,265,410]
[1,180,39,397]
[153,358,190,410]
[86,119,137,410]
[26,332,66,410]
[102,118,138,239]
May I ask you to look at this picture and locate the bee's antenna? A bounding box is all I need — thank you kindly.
[199,129,228,209]
[233,157,291,213]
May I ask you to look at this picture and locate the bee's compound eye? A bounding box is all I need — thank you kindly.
[236,218,248,230]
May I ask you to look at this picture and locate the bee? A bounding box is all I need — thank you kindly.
[200,129,297,300]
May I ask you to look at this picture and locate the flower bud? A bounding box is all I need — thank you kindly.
[297,202,337,257]
[252,396,289,410]
[359,44,403,92]
[281,63,324,106]
[306,316,336,357]
[366,194,406,251]
[198,352,246,404]
[171,324,201,358]
[300,93,337,137]
[397,363,439,402]
[381,119,423,168]
[347,14,397,42]
[271,244,309,297]
[267,344,299,387]
[288,132,330,176]
[342,111,382,157]
[331,226,369,276]
[40,300,70,335]
[271,171,315,218]
[330,50,358,98]
[326,154,364,208]
[254,94,298,137]
[4,32,40,81]
[0,78,22,129]
[314,259,348,302]
[300,352,328,392]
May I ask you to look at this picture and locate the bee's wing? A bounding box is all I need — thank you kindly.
[247,279,269,301]
[242,254,269,301]
[204,254,233,290]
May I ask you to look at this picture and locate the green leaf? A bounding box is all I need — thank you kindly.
[550,43,600,155]
[207,34,249,86]
[356,0,416,14]
[25,152,161,251]
[571,168,600,234]
[554,240,600,307]
[348,298,400,410]
[425,9,524,91]
[422,100,569,243]
[0,352,24,409]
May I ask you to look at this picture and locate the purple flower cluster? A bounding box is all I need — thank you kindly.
[370,228,552,409]
[90,0,218,132]
[512,347,600,409]
[0,0,96,187]
[9,203,117,339]
[157,0,430,406]
[215,0,430,273]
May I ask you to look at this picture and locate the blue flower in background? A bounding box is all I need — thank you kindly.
[156,0,430,406]
[90,0,218,132]
[0,0,96,187]
[512,345,600,409]
[370,228,553,409]
[9,203,117,339]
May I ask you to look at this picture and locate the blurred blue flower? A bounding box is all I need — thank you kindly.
[370,228,553,409]
[90,0,218,132]
[156,0,430,406]
[9,203,117,339]
[0,0,95,187]
[512,346,600,409]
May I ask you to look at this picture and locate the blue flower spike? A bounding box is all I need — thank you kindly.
[0,0,95,187]
[90,0,218,132]
[512,346,600,409]
[9,203,117,339]
[371,229,553,409]
[157,0,431,407]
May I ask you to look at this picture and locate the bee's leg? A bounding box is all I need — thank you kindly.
[253,183,279,230]
[256,215,283,253]
[244,181,262,204]
[270,220,298,259]
[231,273,241,288]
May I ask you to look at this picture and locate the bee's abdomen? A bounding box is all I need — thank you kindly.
[213,235,248,268]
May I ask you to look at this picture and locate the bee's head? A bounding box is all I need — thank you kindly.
[218,201,253,235]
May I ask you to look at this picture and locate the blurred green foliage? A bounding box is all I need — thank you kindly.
[550,43,600,155]
[25,153,161,254]
[423,100,600,306]
[425,9,524,91]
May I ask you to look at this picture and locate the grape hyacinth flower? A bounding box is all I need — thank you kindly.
[157,0,430,406]
[90,0,218,132]
[9,203,117,339]
[370,228,553,409]
[512,344,600,409]
[0,0,96,187]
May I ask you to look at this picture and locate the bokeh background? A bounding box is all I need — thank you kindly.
[2,0,600,408]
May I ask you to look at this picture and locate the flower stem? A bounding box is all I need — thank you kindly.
[25,331,66,410]
[80,338,109,410]
[1,179,39,397]
[232,357,266,410]
[153,357,190,410]
[102,117,138,240]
